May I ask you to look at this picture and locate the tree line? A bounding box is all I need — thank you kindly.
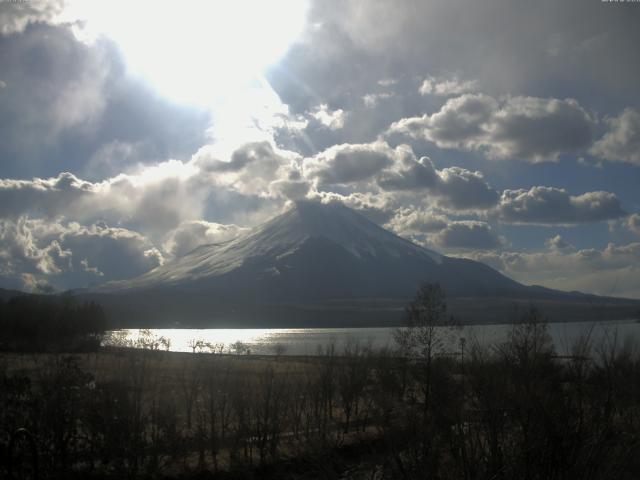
[0,294,107,351]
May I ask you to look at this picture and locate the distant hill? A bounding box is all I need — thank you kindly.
[86,201,639,327]
[0,287,28,301]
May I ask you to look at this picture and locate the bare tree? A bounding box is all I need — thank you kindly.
[394,283,454,409]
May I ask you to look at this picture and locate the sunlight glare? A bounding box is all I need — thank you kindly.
[67,0,308,107]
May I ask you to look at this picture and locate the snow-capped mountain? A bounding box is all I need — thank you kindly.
[91,201,640,326]
[101,201,526,299]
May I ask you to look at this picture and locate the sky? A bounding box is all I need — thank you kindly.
[0,0,639,298]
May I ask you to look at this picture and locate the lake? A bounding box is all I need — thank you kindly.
[105,319,640,356]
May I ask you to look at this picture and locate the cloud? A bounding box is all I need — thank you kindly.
[0,24,109,157]
[0,23,210,180]
[389,94,595,162]
[627,213,640,236]
[305,140,498,213]
[377,154,499,211]
[304,140,498,213]
[386,208,449,235]
[84,140,159,179]
[0,163,202,243]
[0,218,71,277]
[468,242,640,299]
[20,273,56,294]
[270,169,312,200]
[305,140,399,185]
[362,92,394,108]
[432,221,503,250]
[0,172,97,220]
[80,258,103,277]
[309,190,397,225]
[0,0,66,35]
[0,217,164,290]
[497,187,626,225]
[194,141,298,198]
[58,221,164,280]
[0,137,303,251]
[163,220,249,257]
[310,104,346,130]
[419,75,479,96]
[195,141,279,173]
[272,0,640,122]
[590,108,640,166]
[377,155,439,191]
[390,94,495,148]
[436,167,499,210]
[545,234,575,252]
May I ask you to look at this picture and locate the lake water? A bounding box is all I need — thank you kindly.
[105,319,640,356]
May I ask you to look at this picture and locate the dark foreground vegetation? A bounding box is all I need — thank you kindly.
[0,294,106,352]
[1,285,640,479]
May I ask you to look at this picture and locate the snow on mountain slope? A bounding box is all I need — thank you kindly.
[101,201,442,291]
[99,201,526,300]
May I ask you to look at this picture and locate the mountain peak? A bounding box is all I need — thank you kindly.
[101,201,444,292]
[258,200,442,262]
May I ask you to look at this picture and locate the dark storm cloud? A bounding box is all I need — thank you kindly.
[497,187,626,225]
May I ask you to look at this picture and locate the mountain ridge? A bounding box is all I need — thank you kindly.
[88,201,640,326]
[99,201,521,298]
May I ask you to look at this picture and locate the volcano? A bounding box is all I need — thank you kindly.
[92,201,639,327]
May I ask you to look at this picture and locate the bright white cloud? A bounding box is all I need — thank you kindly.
[0,0,67,35]
[310,104,346,130]
[419,75,479,96]
[164,220,249,257]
